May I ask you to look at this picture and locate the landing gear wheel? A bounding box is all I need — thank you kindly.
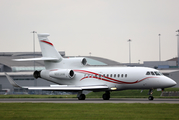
[78,94,86,100]
[148,96,154,100]
[148,89,154,101]
[103,93,110,100]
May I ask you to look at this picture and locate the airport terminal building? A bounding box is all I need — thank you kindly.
[0,52,179,94]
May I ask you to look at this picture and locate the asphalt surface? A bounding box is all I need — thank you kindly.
[0,98,179,103]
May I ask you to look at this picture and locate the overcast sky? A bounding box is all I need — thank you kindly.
[0,0,179,63]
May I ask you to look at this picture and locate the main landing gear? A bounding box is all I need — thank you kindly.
[77,91,86,100]
[77,91,111,100]
[148,89,154,100]
[102,91,110,100]
[78,94,86,100]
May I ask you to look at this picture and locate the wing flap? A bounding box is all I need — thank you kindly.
[22,85,108,91]
[26,86,82,91]
[13,57,59,61]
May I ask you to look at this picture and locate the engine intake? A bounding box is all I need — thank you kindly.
[49,69,75,79]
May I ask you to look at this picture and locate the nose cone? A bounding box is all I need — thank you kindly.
[159,77,177,88]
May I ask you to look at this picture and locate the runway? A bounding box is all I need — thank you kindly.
[0,98,179,103]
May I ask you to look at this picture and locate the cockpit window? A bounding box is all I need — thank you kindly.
[159,72,163,75]
[154,71,160,75]
[151,72,155,75]
[146,72,150,75]
[146,71,162,76]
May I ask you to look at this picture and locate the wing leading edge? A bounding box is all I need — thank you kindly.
[5,73,108,91]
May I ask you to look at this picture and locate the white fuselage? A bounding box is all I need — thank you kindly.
[40,66,176,91]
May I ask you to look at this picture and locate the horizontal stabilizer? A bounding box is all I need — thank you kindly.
[13,57,59,61]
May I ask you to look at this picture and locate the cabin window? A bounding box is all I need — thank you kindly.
[121,74,123,77]
[95,74,97,78]
[110,74,112,77]
[99,74,101,78]
[118,74,120,77]
[103,74,105,77]
[107,74,109,77]
[114,74,116,77]
[125,74,127,77]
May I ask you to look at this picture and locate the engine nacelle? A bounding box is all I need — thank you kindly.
[33,70,41,79]
[62,57,87,68]
[49,69,75,79]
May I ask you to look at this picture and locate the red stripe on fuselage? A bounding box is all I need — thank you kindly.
[74,70,158,84]
[40,40,53,46]
[50,69,58,71]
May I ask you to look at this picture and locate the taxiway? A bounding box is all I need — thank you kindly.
[0,98,178,103]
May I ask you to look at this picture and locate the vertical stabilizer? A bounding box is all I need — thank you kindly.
[38,33,63,62]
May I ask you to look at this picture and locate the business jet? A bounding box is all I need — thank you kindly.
[5,33,177,100]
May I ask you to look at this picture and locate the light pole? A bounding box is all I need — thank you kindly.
[128,39,132,64]
[176,30,179,67]
[159,34,161,61]
[31,31,37,86]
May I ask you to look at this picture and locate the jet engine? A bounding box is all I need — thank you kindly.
[33,70,41,79]
[62,57,87,68]
[49,69,75,79]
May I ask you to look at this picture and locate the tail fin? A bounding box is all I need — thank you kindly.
[13,33,63,69]
[38,33,63,61]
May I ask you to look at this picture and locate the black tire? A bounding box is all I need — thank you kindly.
[148,96,154,100]
[103,94,110,100]
[78,94,86,100]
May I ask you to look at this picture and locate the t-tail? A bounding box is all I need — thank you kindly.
[38,33,62,61]
[13,33,87,80]
[13,33,63,69]
[38,33,63,69]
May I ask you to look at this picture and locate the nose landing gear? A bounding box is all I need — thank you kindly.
[148,89,154,100]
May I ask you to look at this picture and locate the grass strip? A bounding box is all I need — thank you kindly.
[0,103,179,120]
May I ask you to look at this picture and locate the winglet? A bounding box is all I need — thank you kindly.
[5,73,22,88]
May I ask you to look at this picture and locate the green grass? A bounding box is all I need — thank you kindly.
[0,103,178,120]
[165,88,179,91]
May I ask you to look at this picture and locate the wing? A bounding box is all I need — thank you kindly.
[5,73,108,91]
[13,57,59,61]
[5,73,21,88]
[23,85,108,91]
